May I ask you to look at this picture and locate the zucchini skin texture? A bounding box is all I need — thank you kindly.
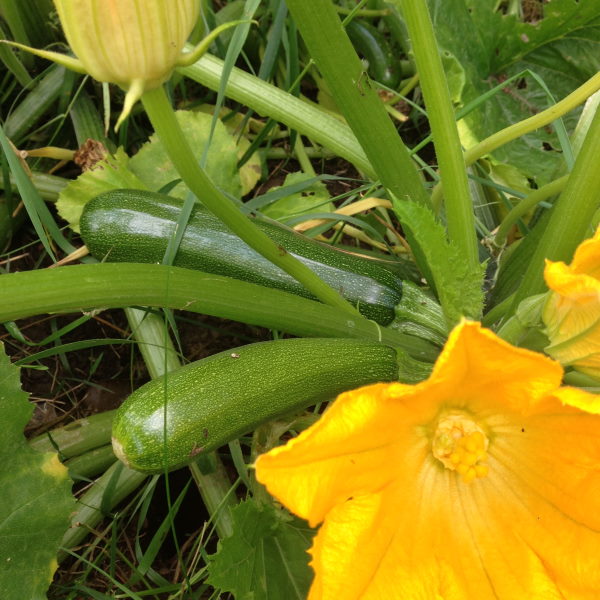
[112,338,399,473]
[80,189,403,325]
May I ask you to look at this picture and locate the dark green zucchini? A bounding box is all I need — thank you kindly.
[80,189,404,325]
[346,19,402,88]
[112,337,399,473]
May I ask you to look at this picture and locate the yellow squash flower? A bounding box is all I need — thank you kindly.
[256,321,600,599]
[543,226,600,379]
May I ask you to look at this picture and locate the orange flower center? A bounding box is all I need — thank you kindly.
[432,414,489,483]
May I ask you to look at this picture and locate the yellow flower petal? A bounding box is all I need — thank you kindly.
[544,260,600,299]
[570,226,600,278]
[543,228,600,379]
[425,320,563,414]
[255,382,431,526]
[256,321,600,599]
[556,386,600,414]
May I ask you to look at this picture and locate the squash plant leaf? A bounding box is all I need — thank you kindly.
[56,147,148,232]
[262,172,334,221]
[0,343,75,600]
[427,0,600,184]
[207,499,315,599]
[393,198,485,326]
[129,110,252,200]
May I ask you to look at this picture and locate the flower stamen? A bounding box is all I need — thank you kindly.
[432,414,489,483]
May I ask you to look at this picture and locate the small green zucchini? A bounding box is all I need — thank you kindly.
[112,337,399,473]
[80,189,404,325]
[346,19,402,89]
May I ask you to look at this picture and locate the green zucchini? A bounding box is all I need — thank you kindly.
[112,337,399,473]
[346,19,402,89]
[80,189,404,325]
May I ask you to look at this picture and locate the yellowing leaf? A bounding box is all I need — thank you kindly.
[129,110,244,199]
[0,343,75,600]
[56,147,148,232]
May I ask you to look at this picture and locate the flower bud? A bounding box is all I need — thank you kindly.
[53,0,200,127]
[3,1,247,129]
[542,226,600,379]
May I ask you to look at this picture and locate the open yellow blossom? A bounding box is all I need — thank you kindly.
[543,226,600,379]
[256,321,600,599]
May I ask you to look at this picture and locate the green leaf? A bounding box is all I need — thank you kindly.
[440,49,466,104]
[393,199,485,325]
[262,172,334,221]
[429,0,600,184]
[195,104,263,196]
[236,134,263,196]
[56,147,148,232]
[0,343,75,600]
[128,110,243,199]
[479,0,600,73]
[207,499,315,600]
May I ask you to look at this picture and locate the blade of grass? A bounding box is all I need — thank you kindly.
[15,338,135,365]
[4,65,68,143]
[0,119,77,259]
[0,22,32,86]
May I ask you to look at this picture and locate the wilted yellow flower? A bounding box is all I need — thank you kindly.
[256,321,600,599]
[543,226,600,379]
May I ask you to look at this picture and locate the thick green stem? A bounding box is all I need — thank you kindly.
[59,462,148,562]
[510,105,600,310]
[66,445,116,481]
[189,461,236,538]
[392,0,479,269]
[0,263,438,360]
[141,86,357,316]
[29,410,115,458]
[124,307,181,379]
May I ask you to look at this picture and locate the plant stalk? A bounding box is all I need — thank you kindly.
[178,52,374,177]
[493,175,568,247]
[464,72,600,169]
[0,263,439,360]
[391,0,479,270]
